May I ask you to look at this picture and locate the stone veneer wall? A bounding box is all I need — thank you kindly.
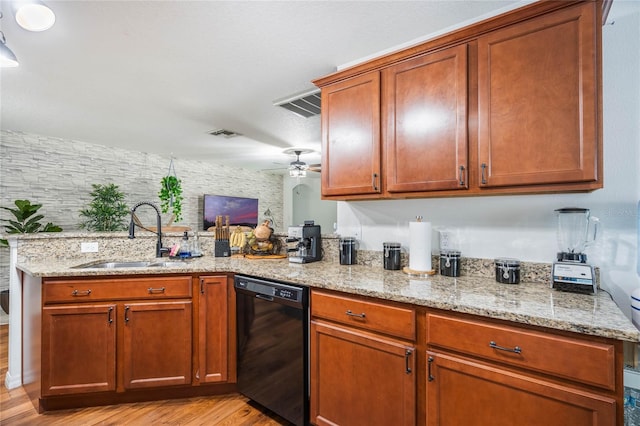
[0,130,283,291]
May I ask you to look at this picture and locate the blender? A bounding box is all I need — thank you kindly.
[552,208,599,294]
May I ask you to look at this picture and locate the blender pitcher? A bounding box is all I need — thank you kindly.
[555,208,599,263]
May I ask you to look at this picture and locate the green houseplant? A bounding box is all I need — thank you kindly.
[159,175,183,222]
[0,199,62,246]
[78,183,129,231]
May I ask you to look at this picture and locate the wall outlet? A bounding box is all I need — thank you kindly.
[81,242,99,253]
[439,231,453,250]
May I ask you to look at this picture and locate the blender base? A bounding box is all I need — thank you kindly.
[552,262,596,294]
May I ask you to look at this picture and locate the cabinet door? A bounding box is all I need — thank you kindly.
[427,352,616,426]
[321,71,381,197]
[477,2,599,188]
[42,304,116,396]
[198,276,231,383]
[122,301,192,389]
[383,44,468,193]
[310,320,415,426]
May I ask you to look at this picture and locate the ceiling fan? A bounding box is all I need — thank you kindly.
[265,148,321,177]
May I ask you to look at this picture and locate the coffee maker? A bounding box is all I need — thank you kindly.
[552,207,599,294]
[287,221,322,263]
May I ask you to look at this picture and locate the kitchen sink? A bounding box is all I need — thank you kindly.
[72,260,189,269]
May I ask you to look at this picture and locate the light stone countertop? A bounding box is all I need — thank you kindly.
[16,255,640,343]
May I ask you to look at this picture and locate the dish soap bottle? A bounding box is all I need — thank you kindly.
[179,231,192,259]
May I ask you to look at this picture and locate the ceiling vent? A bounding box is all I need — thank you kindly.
[208,129,242,138]
[273,88,321,118]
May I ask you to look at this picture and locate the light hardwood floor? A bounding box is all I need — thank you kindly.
[0,325,292,425]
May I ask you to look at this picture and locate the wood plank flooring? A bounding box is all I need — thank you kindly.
[0,324,292,425]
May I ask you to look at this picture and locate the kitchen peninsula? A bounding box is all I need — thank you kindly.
[5,233,639,425]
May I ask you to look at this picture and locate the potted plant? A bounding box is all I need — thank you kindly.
[159,175,183,223]
[0,199,62,246]
[1,199,62,315]
[78,183,129,231]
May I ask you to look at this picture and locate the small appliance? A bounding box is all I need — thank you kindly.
[552,207,599,294]
[287,221,322,263]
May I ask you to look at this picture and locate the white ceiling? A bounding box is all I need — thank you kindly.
[4,0,623,174]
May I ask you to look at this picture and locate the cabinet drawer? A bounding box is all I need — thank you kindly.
[311,290,415,341]
[427,313,616,390]
[43,276,192,303]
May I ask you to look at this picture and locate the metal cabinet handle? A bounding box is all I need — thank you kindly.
[147,287,166,294]
[372,173,379,191]
[107,307,113,324]
[71,289,91,297]
[346,310,366,319]
[124,305,130,323]
[200,278,205,294]
[459,165,466,186]
[481,163,488,184]
[405,349,413,374]
[489,341,522,354]
[428,356,435,382]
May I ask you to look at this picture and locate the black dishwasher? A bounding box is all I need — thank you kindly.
[234,275,309,426]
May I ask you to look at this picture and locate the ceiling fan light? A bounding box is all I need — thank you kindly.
[14,0,56,32]
[0,36,19,68]
[289,169,307,178]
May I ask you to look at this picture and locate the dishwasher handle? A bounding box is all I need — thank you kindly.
[255,293,275,302]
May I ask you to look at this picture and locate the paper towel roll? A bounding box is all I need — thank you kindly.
[409,221,432,272]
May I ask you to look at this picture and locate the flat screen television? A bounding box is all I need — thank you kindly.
[203,194,259,230]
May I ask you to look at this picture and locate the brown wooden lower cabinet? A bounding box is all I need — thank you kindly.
[36,274,236,411]
[122,301,192,389]
[197,275,235,384]
[426,351,616,426]
[310,320,416,426]
[42,303,117,396]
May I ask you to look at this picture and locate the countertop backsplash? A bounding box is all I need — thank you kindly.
[10,232,571,286]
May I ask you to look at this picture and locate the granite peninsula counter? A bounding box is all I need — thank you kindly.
[16,255,640,343]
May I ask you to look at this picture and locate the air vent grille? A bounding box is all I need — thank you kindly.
[274,89,321,118]
[208,129,242,138]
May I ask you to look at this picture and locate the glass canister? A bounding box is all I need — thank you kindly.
[340,237,358,265]
[383,242,402,270]
[440,250,461,277]
[495,258,521,284]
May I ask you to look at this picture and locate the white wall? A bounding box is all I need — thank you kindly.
[337,3,640,317]
[284,175,337,233]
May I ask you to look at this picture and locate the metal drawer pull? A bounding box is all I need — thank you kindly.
[147,287,166,294]
[428,356,435,382]
[489,341,522,354]
[346,310,366,319]
[481,163,488,184]
[71,289,91,297]
[459,165,466,186]
[372,173,379,191]
[107,307,113,324]
[405,349,413,374]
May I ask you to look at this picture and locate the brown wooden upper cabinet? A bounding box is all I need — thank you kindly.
[477,2,600,189]
[320,72,381,197]
[383,44,469,193]
[313,0,603,200]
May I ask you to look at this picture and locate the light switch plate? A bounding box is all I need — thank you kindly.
[81,242,99,253]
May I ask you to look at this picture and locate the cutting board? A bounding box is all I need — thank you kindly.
[245,254,287,260]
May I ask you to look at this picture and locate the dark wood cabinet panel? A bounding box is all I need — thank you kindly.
[477,2,600,188]
[122,301,192,389]
[321,71,381,196]
[427,352,616,426]
[383,44,469,193]
[42,304,116,396]
[197,275,231,384]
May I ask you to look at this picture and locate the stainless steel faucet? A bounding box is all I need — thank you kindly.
[128,201,168,258]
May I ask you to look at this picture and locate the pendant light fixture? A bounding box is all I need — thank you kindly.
[12,0,55,32]
[0,12,19,68]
